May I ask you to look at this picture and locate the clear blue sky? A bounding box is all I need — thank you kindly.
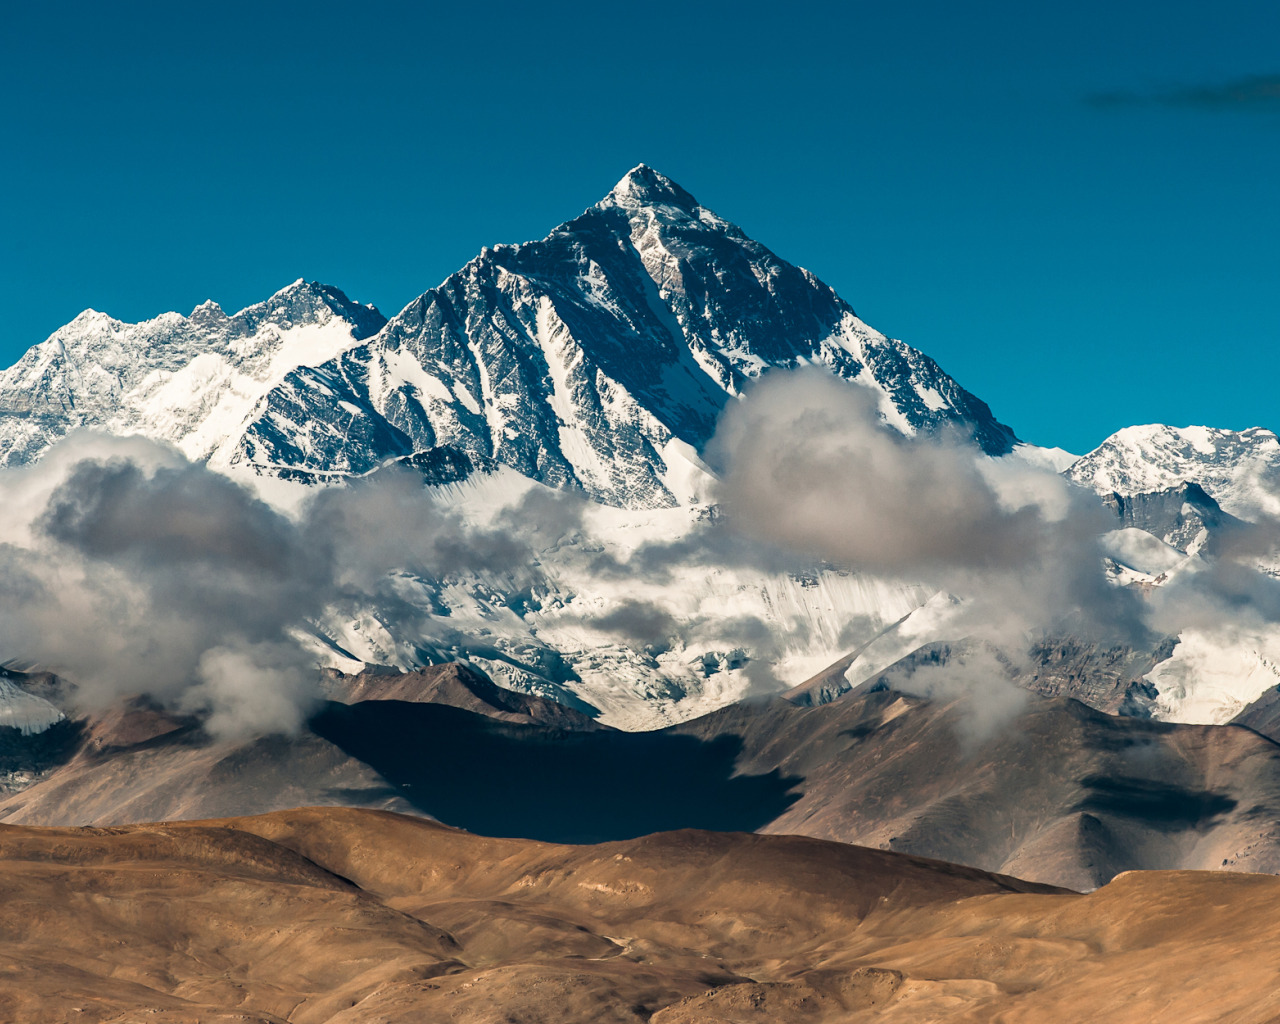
[3,1,1277,453]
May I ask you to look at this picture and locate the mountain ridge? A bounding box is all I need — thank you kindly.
[0,166,1018,507]
[0,279,387,468]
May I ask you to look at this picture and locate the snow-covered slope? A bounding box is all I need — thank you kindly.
[1067,424,1280,521]
[304,470,933,730]
[0,281,386,468]
[0,678,64,736]
[1059,428,1280,726]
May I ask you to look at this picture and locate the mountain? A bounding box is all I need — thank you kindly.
[244,164,1017,506]
[6,806,1280,1023]
[322,662,606,730]
[1067,423,1280,521]
[0,280,386,468]
[1,166,1016,507]
[0,663,605,826]
[5,167,1279,734]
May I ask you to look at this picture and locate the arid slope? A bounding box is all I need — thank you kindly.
[1,807,1278,1023]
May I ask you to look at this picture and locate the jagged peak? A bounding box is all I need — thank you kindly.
[599,164,701,214]
[269,277,309,300]
[233,278,327,316]
[28,282,386,355]
[227,281,386,338]
[189,298,227,321]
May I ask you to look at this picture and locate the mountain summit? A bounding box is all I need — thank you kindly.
[601,163,703,212]
[0,167,1016,505]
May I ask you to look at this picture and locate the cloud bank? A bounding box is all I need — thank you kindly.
[705,369,1146,654]
[0,433,529,739]
[7,369,1280,740]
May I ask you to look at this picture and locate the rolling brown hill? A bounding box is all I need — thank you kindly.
[2,806,1279,1023]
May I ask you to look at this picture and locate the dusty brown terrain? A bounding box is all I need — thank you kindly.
[5,672,1280,889]
[0,664,599,827]
[673,688,1280,889]
[0,806,1278,1023]
[0,697,417,826]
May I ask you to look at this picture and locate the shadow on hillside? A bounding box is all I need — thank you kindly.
[0,718,85,774]
[309,700,803,843]
[1077,774,1237,828]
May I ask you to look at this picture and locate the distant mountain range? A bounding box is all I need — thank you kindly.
[9,166,1278,514]
[3,165,1280,732]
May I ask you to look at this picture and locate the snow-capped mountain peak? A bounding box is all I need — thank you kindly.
[601,163,702,214]
[1,167,1016,506]
[246,167,1017,503]
[1067,423,1280,521]
[0,281,387,468]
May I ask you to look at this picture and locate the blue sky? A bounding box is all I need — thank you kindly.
[3,0,1277,453]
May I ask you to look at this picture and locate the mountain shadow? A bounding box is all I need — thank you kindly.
[1076,774,1237,828]
[309,700,803,843]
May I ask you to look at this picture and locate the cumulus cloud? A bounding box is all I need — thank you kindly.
[689,367,1280,732]
[708,371,1042,573]
[0,432,533,739]
[875,644,1029,747]
[590,599,681,653]
[705,369,1146,656]
[10,369,1278,744]
[583,596,807,693]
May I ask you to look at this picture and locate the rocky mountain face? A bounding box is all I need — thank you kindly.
[1,166,1016,507]
[1101,481,1248,555]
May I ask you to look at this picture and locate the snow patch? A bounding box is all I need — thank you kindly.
[1148,628,1280,725]
[0,678,64,736]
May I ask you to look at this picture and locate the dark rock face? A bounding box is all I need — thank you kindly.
[1102,482,1248,554]
[1016,636,1179,715]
